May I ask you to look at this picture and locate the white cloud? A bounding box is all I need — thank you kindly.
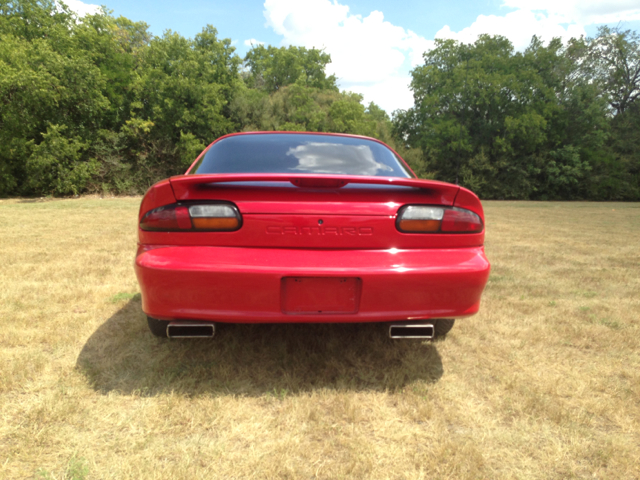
[244,38,266,47]
[58,0,101,17]
[502,0,640,25]
[437,0,640,50]
[262,0,432,112]
[343,75,415,113]
[435,10,587,51]
[262,0,640,113]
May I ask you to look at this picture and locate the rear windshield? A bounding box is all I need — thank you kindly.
[190,133,413,178]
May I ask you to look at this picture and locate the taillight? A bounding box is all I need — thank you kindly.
[139,205,192,231]
[441,207,483,233]
[140,203,241,232]
[188,205,240,230]
[396,206,444,232]
[396,206,483,234]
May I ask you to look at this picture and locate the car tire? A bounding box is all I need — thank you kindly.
[147,316,169,338]
[434,319,455,338]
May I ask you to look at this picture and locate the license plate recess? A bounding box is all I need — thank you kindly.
[281,277,361,314]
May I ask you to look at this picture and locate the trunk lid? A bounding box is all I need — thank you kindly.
[138,174,480,249]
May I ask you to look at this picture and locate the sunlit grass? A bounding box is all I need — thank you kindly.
[0,197,638,479]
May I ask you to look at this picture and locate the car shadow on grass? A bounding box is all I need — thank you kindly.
[76,297,444,396]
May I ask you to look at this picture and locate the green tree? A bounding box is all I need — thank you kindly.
[395,35,611,199]
[244,45,338,92]
[230,80,388,140]
[0,1,109,195]
[98,25,242,189]
[586,27,640,116]
[26,124,97,195]
[73,13,152,129]
[581,27,640,199]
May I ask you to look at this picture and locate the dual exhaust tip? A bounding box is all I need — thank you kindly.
[165,321,434,340]
[166,321,215,339]
[388,323,434,339]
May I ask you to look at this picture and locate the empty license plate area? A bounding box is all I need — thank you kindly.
[281,277,361,314]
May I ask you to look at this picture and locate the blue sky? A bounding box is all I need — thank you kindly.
[66,0,640,112]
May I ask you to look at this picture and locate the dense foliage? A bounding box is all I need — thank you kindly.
[1,0,638,199]
[395,32,640,200]
[0,0,390,195]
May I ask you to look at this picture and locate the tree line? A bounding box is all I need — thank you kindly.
[395,31,640,200]
[1,0,638,199]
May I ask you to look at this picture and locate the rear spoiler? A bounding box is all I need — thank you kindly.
[169,173,461,203]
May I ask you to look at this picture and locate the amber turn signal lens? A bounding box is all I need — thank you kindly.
[396,206,445,233]
[397,219,441,232]
[188,204,241,231]
[191,217,239,230]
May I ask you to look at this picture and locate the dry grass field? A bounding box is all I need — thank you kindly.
[0,198,639,479]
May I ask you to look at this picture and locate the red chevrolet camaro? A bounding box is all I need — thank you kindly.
[135,132,490,339]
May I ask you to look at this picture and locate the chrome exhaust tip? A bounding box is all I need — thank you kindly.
[166,321,215,339]
[389,323,435,339]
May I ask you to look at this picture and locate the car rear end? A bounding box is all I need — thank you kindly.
[134,133,490,333]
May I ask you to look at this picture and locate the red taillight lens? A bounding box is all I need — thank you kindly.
[441,207,483,233]
[140,203,241,232]
[140,205,192,231]
[396,205,483,234]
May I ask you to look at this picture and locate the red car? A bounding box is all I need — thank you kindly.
[135,132,490,339]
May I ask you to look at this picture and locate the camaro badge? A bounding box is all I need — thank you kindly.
[266,226,373,236]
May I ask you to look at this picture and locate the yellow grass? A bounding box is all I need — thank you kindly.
[0,198,639,479]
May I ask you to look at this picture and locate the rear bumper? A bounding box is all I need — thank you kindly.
[135,246,490,323]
